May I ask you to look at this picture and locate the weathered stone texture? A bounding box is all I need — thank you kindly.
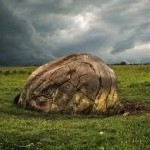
[18,53,119,114]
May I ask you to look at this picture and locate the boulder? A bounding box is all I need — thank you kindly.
[18,53,119,114]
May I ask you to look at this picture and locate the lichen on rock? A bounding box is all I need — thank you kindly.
[18,53,120,114]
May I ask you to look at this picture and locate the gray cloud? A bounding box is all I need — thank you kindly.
[0,0,55,65]
[0,0,150,65]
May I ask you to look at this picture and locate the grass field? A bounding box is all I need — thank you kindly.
[0,65,150,150]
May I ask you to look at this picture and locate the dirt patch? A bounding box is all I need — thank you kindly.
[122,101,150,115]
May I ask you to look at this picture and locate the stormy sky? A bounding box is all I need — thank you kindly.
[0,0,150,65]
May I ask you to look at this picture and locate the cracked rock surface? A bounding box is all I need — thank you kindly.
[18,53,119,114]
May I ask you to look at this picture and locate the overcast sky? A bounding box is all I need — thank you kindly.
[0,0,150,65]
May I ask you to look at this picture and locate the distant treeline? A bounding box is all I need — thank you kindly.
[0,62,150,67]
[112,62,150,65]
[0,70,32,75]
[0,64,40,67]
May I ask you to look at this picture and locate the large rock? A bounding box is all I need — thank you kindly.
[18,53,119,114]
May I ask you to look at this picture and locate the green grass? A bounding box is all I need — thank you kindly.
[0,65,150,150]
[113,65,150,103]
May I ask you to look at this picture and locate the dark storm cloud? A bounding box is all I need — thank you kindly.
[0,0,150,65]
[0,0,55,65]
[0,1,33,65]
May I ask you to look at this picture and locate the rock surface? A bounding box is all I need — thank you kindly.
[18,53,119,114]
